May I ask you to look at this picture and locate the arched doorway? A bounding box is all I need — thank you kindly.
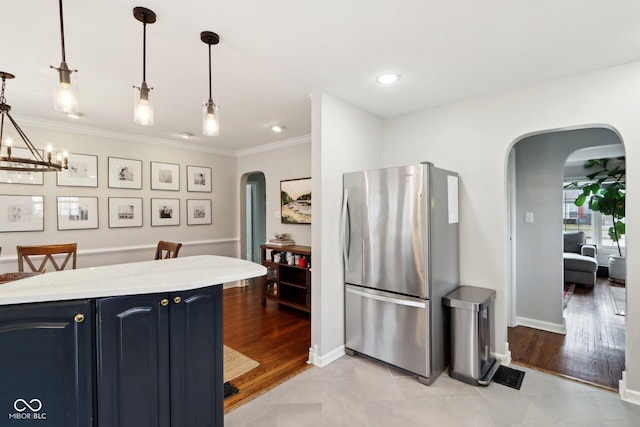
[506,126,626,389]
[240,172,266,262]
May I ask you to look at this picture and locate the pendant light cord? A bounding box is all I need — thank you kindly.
[58,0,66,62]
[208,42,212,99]
[142,18,147,82]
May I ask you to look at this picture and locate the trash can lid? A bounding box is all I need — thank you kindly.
[442,285,496,311]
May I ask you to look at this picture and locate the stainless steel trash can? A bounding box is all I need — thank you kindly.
[443,286,499,386]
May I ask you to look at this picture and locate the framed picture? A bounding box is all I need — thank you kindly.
[108,157,142,189]
[0,194,44,232]
[151,161,180,191]
[57,196,98,230]
[151,198,180,226]
[108,197,143,228]
[0,147,44,185]
[280,177,312,224]
[187,199,212,225]
[187,165,212,192]
[57,153,98,187]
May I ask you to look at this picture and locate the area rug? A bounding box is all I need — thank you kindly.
[609,285,626,316]
[223,345,259,399]
[224,345,259,383]
[563,283,575,309]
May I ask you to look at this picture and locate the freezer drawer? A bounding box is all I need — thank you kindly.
[345,285,431,379]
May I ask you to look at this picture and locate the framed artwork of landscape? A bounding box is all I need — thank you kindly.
[280,177,311,224]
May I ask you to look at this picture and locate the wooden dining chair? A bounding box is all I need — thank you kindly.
[17,243,78,272]
[0,271,45,284]
[155,241,182,260]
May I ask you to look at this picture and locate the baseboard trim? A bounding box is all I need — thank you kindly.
[620,371,640,406]
[307,344,345,367]
[516,316,566,335]
[495,342,512,365]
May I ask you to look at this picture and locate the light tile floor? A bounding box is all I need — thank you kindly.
[225,355,640,426]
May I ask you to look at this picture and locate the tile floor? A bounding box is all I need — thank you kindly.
[225,355,640,426]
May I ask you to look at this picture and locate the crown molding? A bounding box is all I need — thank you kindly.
[13,115,238,157]
[236,134,311,157]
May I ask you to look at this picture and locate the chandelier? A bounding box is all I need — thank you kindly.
[0,72,68,172]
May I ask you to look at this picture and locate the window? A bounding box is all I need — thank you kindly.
[563,183,625,250]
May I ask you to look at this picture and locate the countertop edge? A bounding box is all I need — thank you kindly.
[0,255,266,306]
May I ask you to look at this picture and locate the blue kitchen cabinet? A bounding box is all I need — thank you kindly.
[0,300,94,427]
[96,286,223,427]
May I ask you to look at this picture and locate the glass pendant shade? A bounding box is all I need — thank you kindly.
[134,82,154,126]
[203,99,219,136]
[53,62,79,114]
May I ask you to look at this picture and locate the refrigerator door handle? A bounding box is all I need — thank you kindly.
[341,189,350,268]
[346,286,427,309]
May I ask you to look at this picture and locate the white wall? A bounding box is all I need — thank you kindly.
[0,122,239,272]
[310,92,383,365]
[237,136,312,247]
[379,61,640,402]
[514,128,621,332]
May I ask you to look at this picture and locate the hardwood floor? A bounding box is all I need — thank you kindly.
[223,281,311,413]
[508,277,625,390]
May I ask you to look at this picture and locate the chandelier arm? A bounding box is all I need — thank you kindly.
[5,112,48,163]
[0,113,5,150]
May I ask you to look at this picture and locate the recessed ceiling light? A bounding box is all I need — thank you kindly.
[271,125,284,133]
[376,73,401,85]
[179,132,194,139]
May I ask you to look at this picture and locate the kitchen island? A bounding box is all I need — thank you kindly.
[0,255,266,427]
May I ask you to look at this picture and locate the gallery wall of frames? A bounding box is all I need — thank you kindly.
[0,156,213,232]
[0,124,239,267]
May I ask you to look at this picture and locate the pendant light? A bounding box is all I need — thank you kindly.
[50,0,79,115]
[133,7,156,126]
[201,31,220,136]
[0,72,68,172]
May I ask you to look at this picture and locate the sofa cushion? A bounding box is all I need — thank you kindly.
[563,252,598,273]
[563,231,585,254]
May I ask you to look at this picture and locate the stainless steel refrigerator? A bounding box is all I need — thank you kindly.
[343,162,459,385]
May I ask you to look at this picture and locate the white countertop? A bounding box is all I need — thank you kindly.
[0,255,266,306]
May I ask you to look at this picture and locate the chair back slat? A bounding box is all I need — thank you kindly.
[17,244,78,272]
[155,241,182,260]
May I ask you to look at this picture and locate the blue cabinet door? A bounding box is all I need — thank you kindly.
[96,293,170,427]
[169,286,223,427]
[0,300,93,427]
[96,286,223,427]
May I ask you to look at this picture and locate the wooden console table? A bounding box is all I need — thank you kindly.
[260,244,311,313]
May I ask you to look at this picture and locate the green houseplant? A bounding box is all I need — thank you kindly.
[566,157,625,282]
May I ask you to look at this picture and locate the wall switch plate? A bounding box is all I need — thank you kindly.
[525,212,534,223]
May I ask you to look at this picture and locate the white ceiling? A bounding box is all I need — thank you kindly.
[2,0,640,154]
